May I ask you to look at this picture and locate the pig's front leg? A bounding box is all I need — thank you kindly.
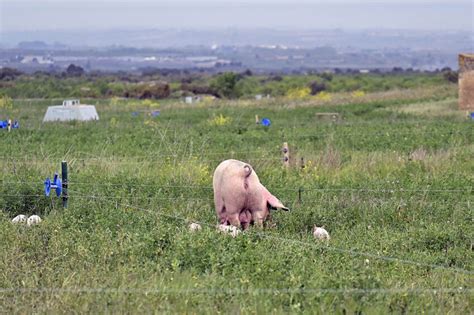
[251,210,266,228]
[227,212,241,228]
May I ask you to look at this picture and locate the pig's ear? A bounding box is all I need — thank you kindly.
[263,187,290,211]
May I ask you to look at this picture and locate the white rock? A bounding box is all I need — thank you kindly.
[27,215,42,226]
[313,225,330,241]
[189,222,202,232]
[217,224,241,237]
[230,227,241,238]
[12,214,27,224]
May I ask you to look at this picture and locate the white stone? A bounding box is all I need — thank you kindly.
[12,214,27,224]
[27,215,42,226]
[189,222,202,232]
[217,224,241,237]
[313,226,330,241]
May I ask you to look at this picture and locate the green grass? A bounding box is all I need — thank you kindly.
[0,86,473,313]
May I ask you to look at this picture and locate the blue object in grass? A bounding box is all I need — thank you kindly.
[261,118,271,126]
[132,111,139,117]
[470,112,474,120]
[0,120,7,128]
[44,173,62,197]
[151,110,160,117]
[12,120,19,128]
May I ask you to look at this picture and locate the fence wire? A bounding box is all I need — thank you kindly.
[1,181,471,194]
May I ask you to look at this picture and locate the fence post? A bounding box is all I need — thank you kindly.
[255,115,259,124]
[7,119,11,132]
[282,142,290,168]
[61,161,68,208]
[300,157,305,169]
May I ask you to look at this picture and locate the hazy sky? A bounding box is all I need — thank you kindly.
[1,0,472,32]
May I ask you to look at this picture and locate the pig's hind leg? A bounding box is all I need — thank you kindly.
[239,209,252,230]
[224,202,242,228]
[215,197,228,225]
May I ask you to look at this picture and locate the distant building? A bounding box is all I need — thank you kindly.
[184,96,202,104]
[43,99,99,122]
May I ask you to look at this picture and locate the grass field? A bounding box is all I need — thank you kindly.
[0,84,473,313]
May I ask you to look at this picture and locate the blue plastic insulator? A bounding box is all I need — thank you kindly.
[470,112,474,120]
[44,178,51,196]
[151,111,160,117]
[0,120,7,129]
[261,118,271,127]
[12,120,19,128]
[53,173,62,196]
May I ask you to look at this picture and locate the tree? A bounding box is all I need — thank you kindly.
[309,81,327,95]
[65,64,85,76]
[0,67,22,80]
[320,72,333,81]
[442,70,458,84]
[210,72,241,98]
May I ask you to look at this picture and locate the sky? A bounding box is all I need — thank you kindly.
[0,0,472,32]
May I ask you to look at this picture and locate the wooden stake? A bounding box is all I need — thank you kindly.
[7,119,11,132]
[282,142,290,168]
[255,115,259,124]
[300,157,305,169]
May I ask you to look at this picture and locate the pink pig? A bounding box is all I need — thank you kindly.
[213,159,289,229]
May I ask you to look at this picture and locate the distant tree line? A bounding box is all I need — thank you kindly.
[0,64,459,100]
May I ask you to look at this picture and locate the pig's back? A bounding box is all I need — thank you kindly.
[213,159,255,194]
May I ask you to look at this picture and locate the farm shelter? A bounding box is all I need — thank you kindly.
[43,99,99,122]
[458,53,474,110]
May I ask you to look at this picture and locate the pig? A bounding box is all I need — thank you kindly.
[213,159,289,230]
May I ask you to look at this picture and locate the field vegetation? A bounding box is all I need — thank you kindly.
[0,77,472,313]
[0,66,456,100]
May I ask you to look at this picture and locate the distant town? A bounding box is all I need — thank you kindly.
[0,29,471,73]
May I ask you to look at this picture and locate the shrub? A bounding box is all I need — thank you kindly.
[65,64,85,77]
[309,81,327,95]
[0,67,23,81]
[286,87,311,99]
[210,72,241,98]
[442,70,458,84]
[126,82,171,99]
[181,83,219,97]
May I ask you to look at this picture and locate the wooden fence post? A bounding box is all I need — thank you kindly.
[282,142,290,168]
